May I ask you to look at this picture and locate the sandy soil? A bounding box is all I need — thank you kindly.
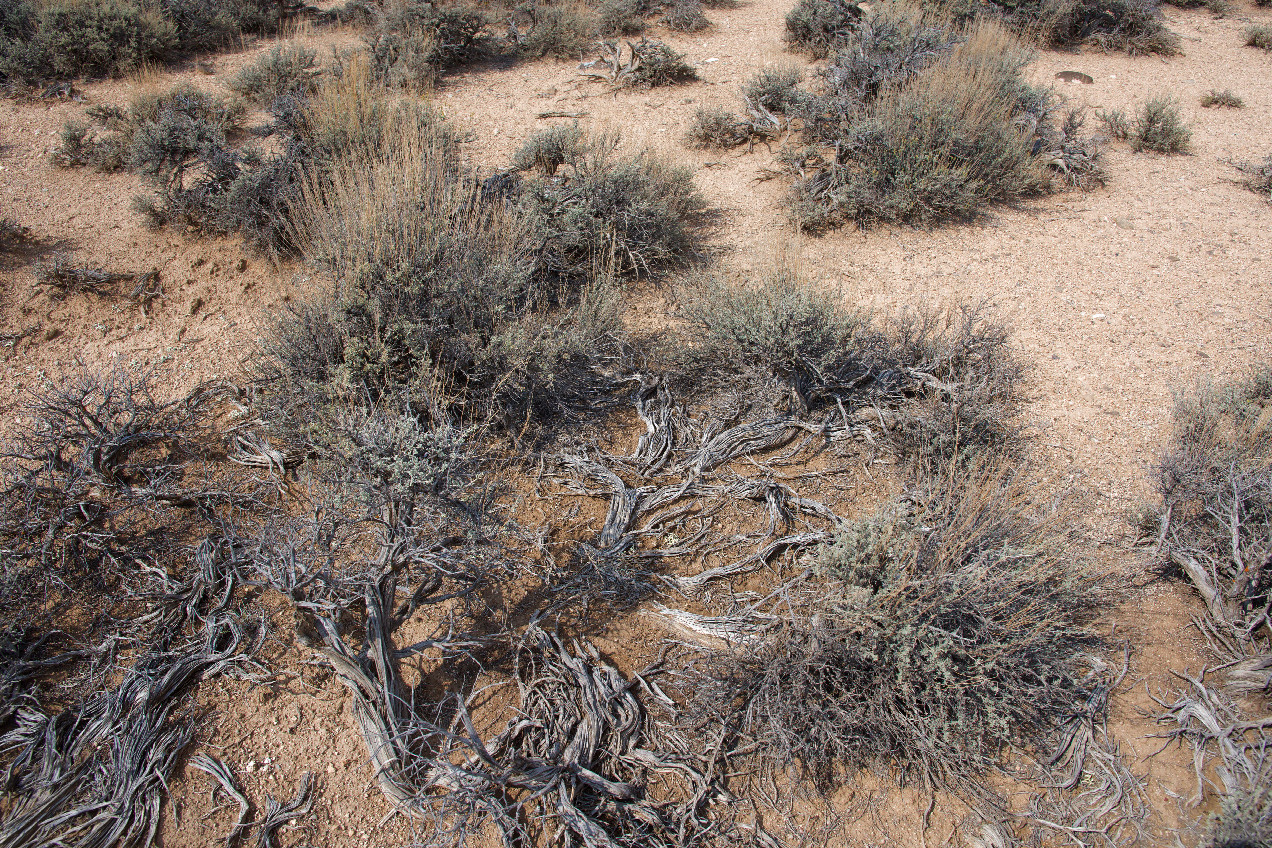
[2,0,1270,845]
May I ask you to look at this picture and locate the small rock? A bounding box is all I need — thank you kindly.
[209,261,221,275]
[1113,217,1134,230]
[43,327,60,341]
[235,258,247,272]
[188,296,204,316]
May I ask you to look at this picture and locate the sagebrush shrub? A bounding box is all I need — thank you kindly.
[54,84,243,172]
[621,39,698,87]
[788,21,1052,229]
[0,217,31,253]
[1040,0,1178,53]
[362,0,487,88]
[742,65,804,113]
[663,0,709,30]
[1237,156,1272,202]
[676,271,1023,461]
[512,1,595,58]
[0,0,288,83]
[229,44,321,105]
[0,0,174,82]
[511,123,586,175]
[1200,88,1243,108]
[1246,24,1272,50]
[268,121,626,438]
[684,107,750,149]
[688,465,1100,790]
[1132,96,1189,153]
[158,0,279,52]
[784,0,863,57]
[523,131,707,277]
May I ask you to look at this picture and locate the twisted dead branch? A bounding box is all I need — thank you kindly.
[0,618,252,848]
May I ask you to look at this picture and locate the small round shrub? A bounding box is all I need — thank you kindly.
[1132,96,1190,153]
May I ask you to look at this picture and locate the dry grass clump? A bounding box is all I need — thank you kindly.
[1246,24,1272,49]
[228,43,322,105]
[1200,88,1243,108]
[685,464,1101,793]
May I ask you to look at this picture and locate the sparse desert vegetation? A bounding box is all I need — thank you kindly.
[1200,87,1244,107]
[0,0,1270,845]
[1245,23,1272,48]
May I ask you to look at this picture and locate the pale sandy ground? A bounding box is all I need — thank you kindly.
[1,1,1270,845]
